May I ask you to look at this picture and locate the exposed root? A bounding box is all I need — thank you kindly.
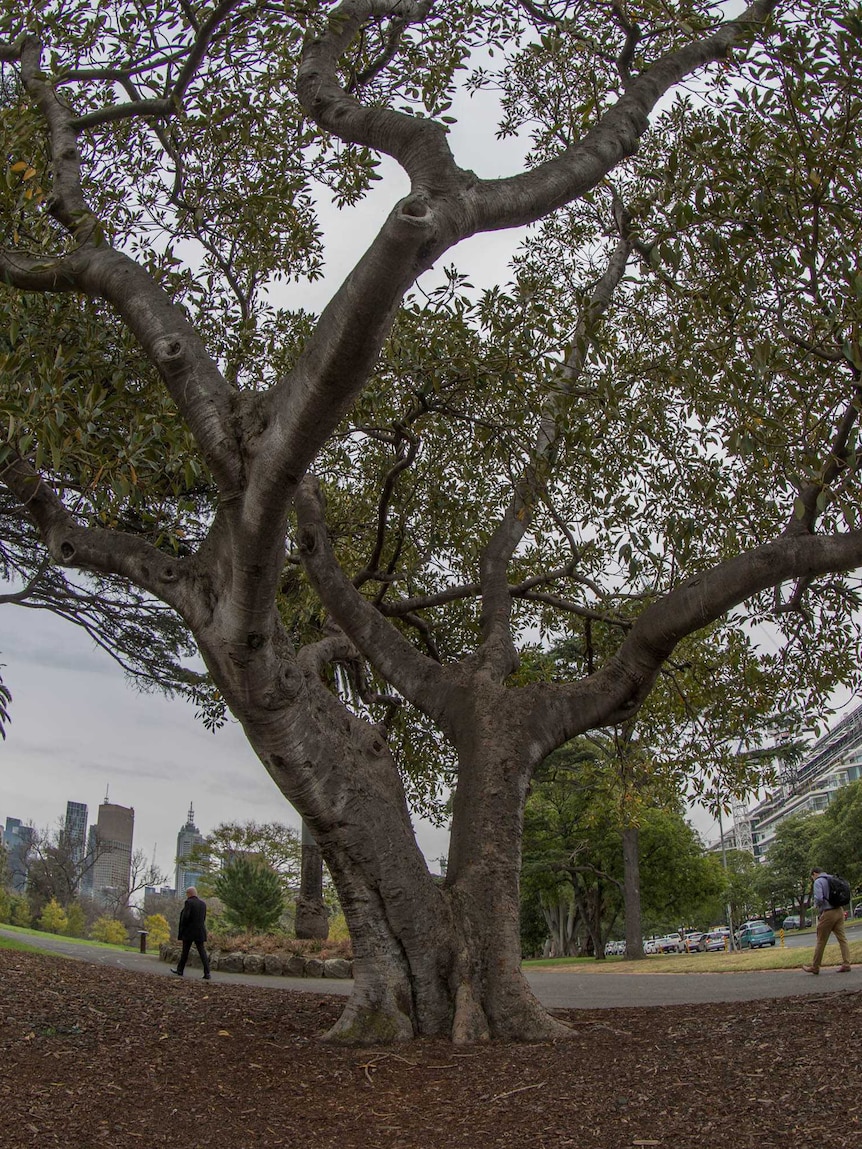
[451,982,491,1045]
[322,998,414,1045]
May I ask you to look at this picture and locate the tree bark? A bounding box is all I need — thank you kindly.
[622,827,645,960]
[295,821,329,941]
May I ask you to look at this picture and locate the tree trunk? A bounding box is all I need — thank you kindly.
[294,821,329,940]
[222,674,566,1044]
[622,826,645,960]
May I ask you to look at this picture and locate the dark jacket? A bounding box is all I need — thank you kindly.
[177,895,208,943]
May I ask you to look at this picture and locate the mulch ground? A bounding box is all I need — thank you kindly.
[1,950,861,1149]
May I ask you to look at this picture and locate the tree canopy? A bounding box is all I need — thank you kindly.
[2,0,862,1044]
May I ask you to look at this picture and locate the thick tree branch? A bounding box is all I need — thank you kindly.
[0,453,203,624]
[297,0,460,190]
[530,529,862,755]
[9,39,242,491]
[477,233,633,677]
[295,475,457,733]
[469,0,780,233]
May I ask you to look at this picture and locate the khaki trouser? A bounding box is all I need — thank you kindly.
[811,906,851,971]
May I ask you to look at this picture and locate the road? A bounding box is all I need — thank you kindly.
[3,927,860,1010]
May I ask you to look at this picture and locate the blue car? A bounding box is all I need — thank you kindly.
[738,923,776,949]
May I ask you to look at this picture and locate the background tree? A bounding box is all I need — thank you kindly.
[23,821,106,916]
[759,812,820,924]
[63,900,86,938]
[188,820,302,898]
[719,849,764,926]
[522,740,723,956]
[811,779,862,892]
[98,849,167,922]
[2,0,862,1044]
[214,856,286,935]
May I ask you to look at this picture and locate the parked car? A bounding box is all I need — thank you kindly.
[854,904,862,919]
[698,930,729,952]
[657,934,682,953]
[734,919,767,943]
[682,931,704,952]
[782,915,804,930]
[738,922,777,949]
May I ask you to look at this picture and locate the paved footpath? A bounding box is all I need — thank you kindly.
[2,927,858,1010]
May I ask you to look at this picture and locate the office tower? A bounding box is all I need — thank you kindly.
[63,800,88,885]
[89,800,134,904]
[175,803,205,893]
[3,816,35,892]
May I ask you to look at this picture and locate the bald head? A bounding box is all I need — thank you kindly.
[186,886,198,898]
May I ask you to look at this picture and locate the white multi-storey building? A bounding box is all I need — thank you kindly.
[736,703,862,860]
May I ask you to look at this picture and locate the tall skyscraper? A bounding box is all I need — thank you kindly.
[3,816,35,893]
[63,800,88,886]
[89,799,134,904]
[175,803,205,893]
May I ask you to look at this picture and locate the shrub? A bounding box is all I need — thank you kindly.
[38,897,68,934]
[143,913,170,947]
[9,894,31,927]
[214,857,285,933]
[90,917,129,945]
[63,901,87,938]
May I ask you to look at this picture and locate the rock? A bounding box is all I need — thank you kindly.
[219,952,245,973]
[263,954,283,976]
[243,954,265,975]
[323,958,352,979]
[284,955,307,978]
[304,957,325,979]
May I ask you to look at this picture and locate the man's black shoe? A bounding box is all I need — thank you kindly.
[170,969,183,976]
[202,974,211,980]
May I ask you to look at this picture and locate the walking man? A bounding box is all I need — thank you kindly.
[171,886,212,980]
[802,868,852,975]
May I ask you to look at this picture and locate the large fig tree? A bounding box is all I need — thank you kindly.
[2,0,861,1043]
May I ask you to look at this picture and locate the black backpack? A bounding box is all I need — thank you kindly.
[827,874,851,907]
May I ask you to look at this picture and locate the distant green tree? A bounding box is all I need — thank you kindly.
[214,857,285,934]
[760,812,820,924]
[522,741,723,957]
[63,901,87,939]
[9,894,31,927]
[810,781,862,893]
[720,850,764,926]
[188,821,302,900]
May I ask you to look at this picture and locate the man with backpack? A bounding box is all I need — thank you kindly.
[802,868,852,975]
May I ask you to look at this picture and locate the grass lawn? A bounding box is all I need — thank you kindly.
[0,934,50,954]
[525,936,862,974]
[0,922,135,952]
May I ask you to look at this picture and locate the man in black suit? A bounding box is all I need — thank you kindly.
[171,886,211,979]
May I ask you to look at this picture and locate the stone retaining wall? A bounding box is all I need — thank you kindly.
[159,943,352,980]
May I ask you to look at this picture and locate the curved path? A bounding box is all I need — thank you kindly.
[3,927,858,1009]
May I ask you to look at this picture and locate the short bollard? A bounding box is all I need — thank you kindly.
[138,930,149,954]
